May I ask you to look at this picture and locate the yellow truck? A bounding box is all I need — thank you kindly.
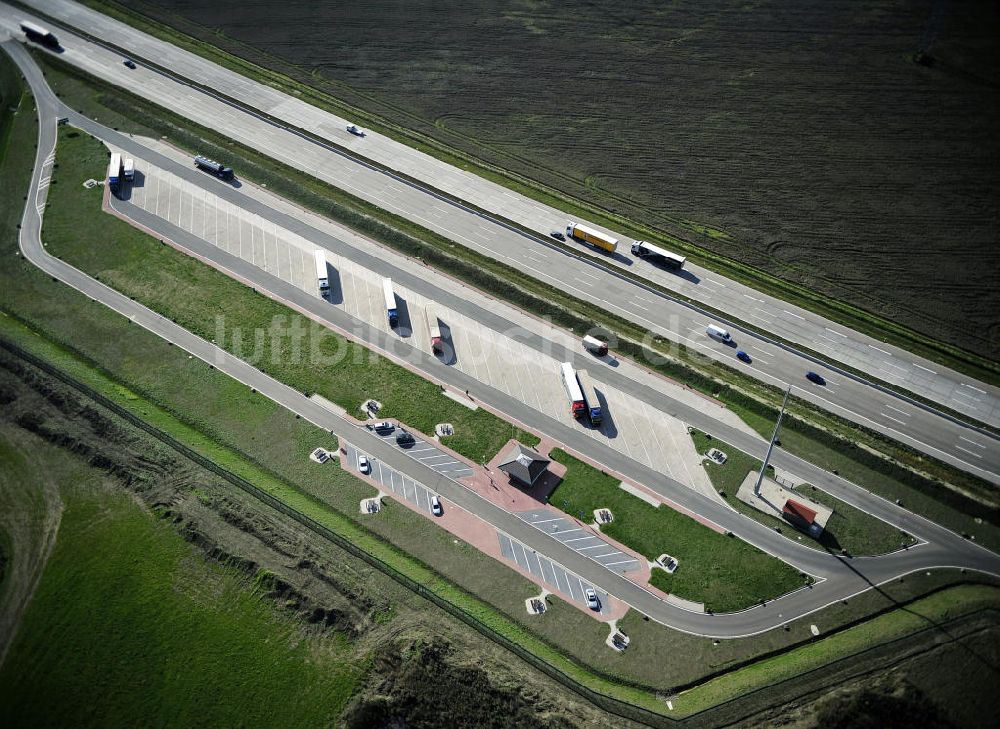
[566,222,618,253]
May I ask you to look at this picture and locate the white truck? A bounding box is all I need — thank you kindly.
[123,157,135,182]
[314,250,329,296]
[631,240,686,269]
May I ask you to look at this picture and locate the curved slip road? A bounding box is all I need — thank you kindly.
[7,38,1000,639]
[1,3,998,486]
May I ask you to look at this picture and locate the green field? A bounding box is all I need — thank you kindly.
[41,126,534,465]
[690,430,916,556]
[0,428,360,726]
[547,449,807,612]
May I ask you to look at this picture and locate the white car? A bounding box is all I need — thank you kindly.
[430,495,443,516]
[357,455,370,474]
[585,588,600,611]
[346,123,364,136]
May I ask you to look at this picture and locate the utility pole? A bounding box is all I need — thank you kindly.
[755,385,791,496]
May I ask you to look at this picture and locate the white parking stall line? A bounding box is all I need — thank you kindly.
[530,517,563,525]
[577,544,612,551]
[592,552,621,560]
[605,558,638,567]
[554,528,583,536]
[540,556,557,585]
[563,536,598,544]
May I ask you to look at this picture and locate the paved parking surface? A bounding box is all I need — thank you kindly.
[370,428,475,478]
[518,509,642,574]
[499,532,609,615]
[125,160,713,497]
[344,442,441,515]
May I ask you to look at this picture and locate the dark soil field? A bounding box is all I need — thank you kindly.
[112,0,1000,358]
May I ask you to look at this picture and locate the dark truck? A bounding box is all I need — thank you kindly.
[194,155,234,180]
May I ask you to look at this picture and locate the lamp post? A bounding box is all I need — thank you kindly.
[754,385,791,496]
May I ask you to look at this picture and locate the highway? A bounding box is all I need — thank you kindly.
[7,38,1000,640]
[1,2,998,486]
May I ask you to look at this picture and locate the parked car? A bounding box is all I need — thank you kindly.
[357,455,370,474]
[372,421,394,434]
[805,371,827,386]
[584,588,600,611]
[550,230,565,241]
[736,350,752,364]
[123,58,136,69]
[396,431,416,447]
[430,495,443,516]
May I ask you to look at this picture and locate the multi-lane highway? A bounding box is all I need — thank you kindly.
[8,37,1000,640]
[1,2,998,486]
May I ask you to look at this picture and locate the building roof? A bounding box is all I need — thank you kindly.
[783,499,818,525]
[497,443,550,486]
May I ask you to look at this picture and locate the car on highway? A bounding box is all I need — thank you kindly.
[805,371,827,386]
[123,58,136,69]
[346,123,364,136]
[357,455,370,474]
[549,230,565,241]
[584,588,600,611]
[430,495,443,516]
[396,430,416,447]
[736,350,752,363]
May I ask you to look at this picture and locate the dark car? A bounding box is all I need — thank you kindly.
[123,58,136,69]
[395,431,416,447]
[550,230,565,241]
[805,371,827,386]
[736,350,752,364]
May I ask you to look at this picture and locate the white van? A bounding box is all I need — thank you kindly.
[706,324,732,343]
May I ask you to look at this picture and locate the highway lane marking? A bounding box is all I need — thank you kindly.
[884,404,910,416]
[913,363,937,375]
[743,294,764,303]
[782,309,805,320]
[958,436,987,449]
[869,344,892,355]
[880,412,908,426]
[961,383,987,394]
[955,446,983,459]
[824,327,847,338]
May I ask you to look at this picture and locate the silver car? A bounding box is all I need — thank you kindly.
[585,588,600,611]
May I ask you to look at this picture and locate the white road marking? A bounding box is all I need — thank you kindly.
[913,363,937,375]
[782,309,805,320]
[881,412,908,426]
[824,327,847,338]
[884,404,910,416]
[958,436,986,449]
[955,446,983,459]
[869,344,892,355]
[961,383,987,395]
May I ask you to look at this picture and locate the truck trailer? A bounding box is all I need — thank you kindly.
[20,21,59,48]
[575,369,603,425]
[560,362,586,418]
[427,311,443,355]
[566,222,618,253]
[383,279,398,328]
[194,155,234,180]
[107,152,122,195]
[631,240,686,269]
[314,250,329,296]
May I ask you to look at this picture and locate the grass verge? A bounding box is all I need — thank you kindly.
[690,430,917,557]
[548,449,808,612]
[31,49,1000,551]
[42,125,536,464]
